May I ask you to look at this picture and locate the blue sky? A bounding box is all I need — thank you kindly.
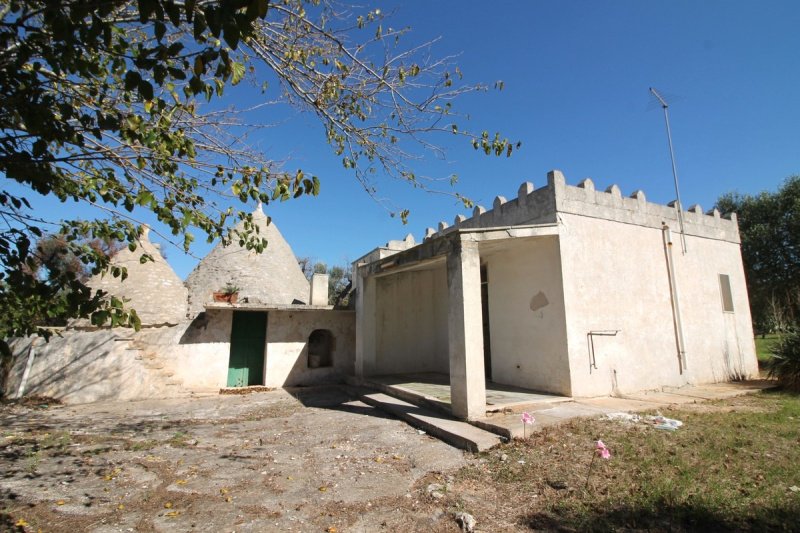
[16,1,800,278]
[253,0,799,279]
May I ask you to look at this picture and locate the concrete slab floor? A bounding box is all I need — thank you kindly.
[367,372,570,410]
[476,379,775,439]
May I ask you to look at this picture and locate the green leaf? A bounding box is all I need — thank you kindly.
[223,21,240,49]
[193,56,204,76]
[137,0,158,22]
[124,71,142,91]
[154,20,166,41]
[231,62,245,85]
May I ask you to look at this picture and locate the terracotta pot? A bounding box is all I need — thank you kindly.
[212,292,238,304]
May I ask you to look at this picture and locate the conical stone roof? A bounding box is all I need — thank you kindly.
[185,205,310,316]
[88,226,188,325]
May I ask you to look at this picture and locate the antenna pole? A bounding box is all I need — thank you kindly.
[650,87,688,253]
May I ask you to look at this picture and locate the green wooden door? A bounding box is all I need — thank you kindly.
[227,311,267,387]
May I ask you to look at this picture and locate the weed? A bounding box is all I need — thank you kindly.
[25,450,40,474]
[168,431,192,447]
[126,439,159,452]
[39,431,71,450]
[766,328,800,391]
[458,392,800,532]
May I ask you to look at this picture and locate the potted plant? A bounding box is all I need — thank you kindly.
[213,282,240,304]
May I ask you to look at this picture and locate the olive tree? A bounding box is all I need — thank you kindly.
[0,0,516,342]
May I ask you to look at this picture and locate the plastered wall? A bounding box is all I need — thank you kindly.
[373,265,449,375]
[264,310,355,387]
[668,232,758,384]
[171,310,234,389]
[5,328,196,404]
[483,236,572,395]
[4,308,356,403]
[558,212,757,397]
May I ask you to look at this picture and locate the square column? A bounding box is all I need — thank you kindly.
[354,268,376,377]
[446,238,486,420]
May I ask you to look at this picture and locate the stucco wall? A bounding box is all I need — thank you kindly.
[4,328,190,404]
[171,311,233,389]
[483,236,572,395]
[373,265,449,375]
[668,231,758,383]
[558,212,757,397]
[264,310,355,387]
[4,308,357,403]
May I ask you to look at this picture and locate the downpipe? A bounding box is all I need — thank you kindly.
[663,225,687,373]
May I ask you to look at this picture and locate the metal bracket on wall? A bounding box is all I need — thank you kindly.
[587,330,620,374]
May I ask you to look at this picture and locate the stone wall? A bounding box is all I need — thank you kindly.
[88,227,187,325]
[417,169,740,245]
[559,211,757,397]
[4,328,189,404]
[265,310,355,387]
[185,208,310,316]
[373,265,449,375]
[5,307,356,402]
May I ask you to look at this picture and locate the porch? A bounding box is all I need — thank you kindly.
[357,372,571,416]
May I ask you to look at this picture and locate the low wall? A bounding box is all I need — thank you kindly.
[265,310,355,387]
[4,308,357,403]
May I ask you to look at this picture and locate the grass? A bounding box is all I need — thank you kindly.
[456,391,800,532]
[756,334,782,363]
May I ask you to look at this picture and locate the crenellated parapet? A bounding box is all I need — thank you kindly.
[416,169,740,244]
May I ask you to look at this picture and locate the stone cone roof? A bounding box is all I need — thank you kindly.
[185,205,310,316]
[88,226,188,325]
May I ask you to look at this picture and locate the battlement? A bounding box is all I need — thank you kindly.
[420,169,740,244]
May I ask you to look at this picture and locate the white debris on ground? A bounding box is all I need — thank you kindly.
[606,412,684,430]
[455,511,476,532]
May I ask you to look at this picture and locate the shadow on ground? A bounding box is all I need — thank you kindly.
[525,495,800,532]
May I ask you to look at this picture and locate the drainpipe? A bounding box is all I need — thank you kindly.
[663,225,687,373]
[15,342,37,399]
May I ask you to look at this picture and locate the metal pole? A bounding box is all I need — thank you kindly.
[650,87,688,254]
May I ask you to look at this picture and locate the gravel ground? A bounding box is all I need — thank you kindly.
[1,386,473,532]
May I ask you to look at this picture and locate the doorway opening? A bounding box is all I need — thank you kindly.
[227,311,267,387]
[481,265,492,381]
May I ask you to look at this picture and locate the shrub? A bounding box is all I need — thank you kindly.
[767,327,800,391]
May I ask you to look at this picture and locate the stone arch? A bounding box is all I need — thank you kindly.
[307,329,333,368]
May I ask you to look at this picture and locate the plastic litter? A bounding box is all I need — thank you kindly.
[606,412,684,430]
[606,412,641,423]
[647,415,683,431]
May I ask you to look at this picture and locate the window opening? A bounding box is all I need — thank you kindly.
[308,329,333,368]
[719,274,734,312]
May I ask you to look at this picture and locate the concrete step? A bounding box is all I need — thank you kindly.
[346,376,453,417]
[361,392,503,452]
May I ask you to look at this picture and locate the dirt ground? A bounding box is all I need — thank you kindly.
[0,386,476,532]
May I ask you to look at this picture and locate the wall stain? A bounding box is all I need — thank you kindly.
[529,291,549,312]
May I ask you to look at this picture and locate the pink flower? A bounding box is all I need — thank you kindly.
[521,412,535,425]
[595,440,611,459]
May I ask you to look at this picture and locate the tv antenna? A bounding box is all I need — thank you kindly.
[650,87,687,254]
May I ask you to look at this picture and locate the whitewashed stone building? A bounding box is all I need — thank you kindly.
[353,170,758,419]
[4,171,757,415]
[5,205,354,403]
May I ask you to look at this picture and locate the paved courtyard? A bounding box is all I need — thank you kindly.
[1,379,774,532]
[1,387,468,532]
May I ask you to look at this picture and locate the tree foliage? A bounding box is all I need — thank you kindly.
[299,259,351,307]
[766,326,800,391]
[716,176,800,332]
[0,0,516,341]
